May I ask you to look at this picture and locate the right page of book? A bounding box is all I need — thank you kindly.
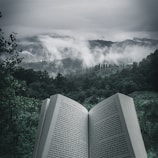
[89,93,147,158]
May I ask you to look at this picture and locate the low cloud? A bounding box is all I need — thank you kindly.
[19,33,158,69]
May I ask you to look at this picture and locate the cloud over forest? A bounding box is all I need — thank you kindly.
[19,33,158,68]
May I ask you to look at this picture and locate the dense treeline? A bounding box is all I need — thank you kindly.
[13,49,158,104]
[0,11,158,157]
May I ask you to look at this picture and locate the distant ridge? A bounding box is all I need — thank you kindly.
[17,34,158,76]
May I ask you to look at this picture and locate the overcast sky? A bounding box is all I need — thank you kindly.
[0,0,158,40]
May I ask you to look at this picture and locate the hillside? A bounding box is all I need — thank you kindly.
[17,35,158,76]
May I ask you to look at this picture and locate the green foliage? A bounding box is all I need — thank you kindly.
[0,12,41,158]
[0,31,22,73]
[13,96,41,158]
[130,91,158,157]
[0,96,41,158]
[139,50,158,90]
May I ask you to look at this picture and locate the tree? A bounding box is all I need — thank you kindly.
[0,12,26,157]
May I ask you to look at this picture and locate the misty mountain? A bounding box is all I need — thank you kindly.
[89,40,114,48]
[18,34,158,76]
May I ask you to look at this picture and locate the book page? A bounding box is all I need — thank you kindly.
[35,94,88,158]
[118,93,147,158]
[89,93,135,158]
[33,99,50,158]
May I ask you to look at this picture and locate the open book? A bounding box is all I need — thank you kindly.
[33,93,147,158]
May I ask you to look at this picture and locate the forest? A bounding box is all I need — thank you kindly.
[0,14,158,158]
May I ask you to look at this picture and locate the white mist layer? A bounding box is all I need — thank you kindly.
[20,34,158,67]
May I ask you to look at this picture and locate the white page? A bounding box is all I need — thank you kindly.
[33,99,50,158]
[89,93,135,158]
[36,94,88,158]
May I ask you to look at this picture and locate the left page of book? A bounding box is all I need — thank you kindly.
[33,99,50,158]
[35,94,88,158]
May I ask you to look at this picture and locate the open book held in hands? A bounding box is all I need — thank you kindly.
[33,93,147,158]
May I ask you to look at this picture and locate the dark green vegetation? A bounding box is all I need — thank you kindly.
[0,13,41,158]
[130,92,158,158]
[0,12,158,158]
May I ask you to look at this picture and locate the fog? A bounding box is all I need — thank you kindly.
[19,33,158,68]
